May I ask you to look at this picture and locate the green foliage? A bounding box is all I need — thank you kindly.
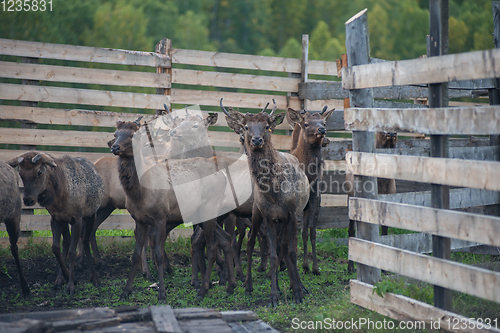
[0,0,496,62]
[374,277,434,305]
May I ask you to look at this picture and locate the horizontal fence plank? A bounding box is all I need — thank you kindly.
[0,150,111,163]
[0,105,143,127]
[307,60,338,76]
[0,38,170,67]
[380,145,500,161]
[345,106,500,135]
[379,188,500,209]
[300,81,486,100]
[0,215,136,231]
[0,83,170,110]
[342,48,500,89]
[349,238,500,303]
[0,61,170,88]
[299,206,349,229]
[172,68,299,92]
[0,128,292,151]
[350,280,500,333]
[320,194,347,207]
[172,88,300,110]
[172,48,301,72]
[346,152,500,191]
[349,197,500,247]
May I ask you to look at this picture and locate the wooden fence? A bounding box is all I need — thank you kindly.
[344,4,500,331]
[0,35,347,234]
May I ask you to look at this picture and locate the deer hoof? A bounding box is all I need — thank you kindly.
[302,265,311,274]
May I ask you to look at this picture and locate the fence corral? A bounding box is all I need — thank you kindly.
[0,36,347,235]
[344,3,500,331]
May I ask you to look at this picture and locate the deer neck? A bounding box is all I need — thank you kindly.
[117,154,142,200]
[294,133,323,183]
[247,141,280,190]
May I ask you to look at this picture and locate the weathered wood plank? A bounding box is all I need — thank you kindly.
[346,152,500,191]
[172,68,299,92]
[350,280,500,333]
[299,81,487,100]
[0,61,170,88]
[0,318,46,333]
[349,238,500,303]
[0,38,170,67]
[150,306,182,333]
[379,188,500,209]
[172,48,301,72]
[220,311,259,322]
[349,198,500,246]
[379,145,500,160]
[344,106,500,135]
[0,83,170,110]
[308,59,338,76]
[0,307,116,323]
[0,105,143,128]
[342,48,500,89]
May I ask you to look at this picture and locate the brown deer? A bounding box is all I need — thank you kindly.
[287,106,335,275]
[8,152,104,294]
[221,99,309,306]
[0,161,30,296]
[110,118,237,301]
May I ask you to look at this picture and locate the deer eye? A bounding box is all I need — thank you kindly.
[304,123,309,128]
[244,125,249,130]
[266,125,270,130]
[193,124,198,128]
[37,169,42,176]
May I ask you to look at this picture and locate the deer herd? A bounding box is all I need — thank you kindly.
[2,99,346,307]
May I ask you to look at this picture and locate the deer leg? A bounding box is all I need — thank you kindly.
[76,238,85,271]
[51,218,69,289]
[83,214,99,287]
[234,217,246,282]
[138,226,153,281]
[245,208,263,296]
[153,220,167,302]
[266,219,279,308]
[287,211,304,303]
[92,204,116,268]
[257,224,269,273]
[121,220,148,300]
[190,226,204,290]
[5,216,30,296]
[66,217,83,295]
[215,223,237,294]
[302,206,311,273]
[310,192,321,275]
[197,220,217,300]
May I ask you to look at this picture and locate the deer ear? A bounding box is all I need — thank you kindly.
[204,113,218,127]
[226,116,245,136]
[286,108,302,128]
[7,156,23,168]
[321,108,335,122]
[269,113,285,132]
[32,153,57,167]
[108,138,116,148]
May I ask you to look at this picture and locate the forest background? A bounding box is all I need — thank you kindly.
[0,0,495,62]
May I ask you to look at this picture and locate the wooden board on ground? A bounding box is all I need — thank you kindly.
[350,280,500,333]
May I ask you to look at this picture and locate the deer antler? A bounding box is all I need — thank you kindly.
[320,106,328,115]
[260,102,270,114]
[220,98,232,117]
[134,116,143,126]
[269,99,277,116]
[163,103,170,114]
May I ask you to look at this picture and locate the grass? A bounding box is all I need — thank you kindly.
[1,229,499,332]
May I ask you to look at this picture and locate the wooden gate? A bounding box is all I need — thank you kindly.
[344,3,500,331]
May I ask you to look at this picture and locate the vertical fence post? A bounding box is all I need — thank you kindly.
[20,56,39,228]
[301,34,309,110]
[429,0,453,311]
[345,9,380,285]
[155,38,172,115]
[490,2,500,147]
